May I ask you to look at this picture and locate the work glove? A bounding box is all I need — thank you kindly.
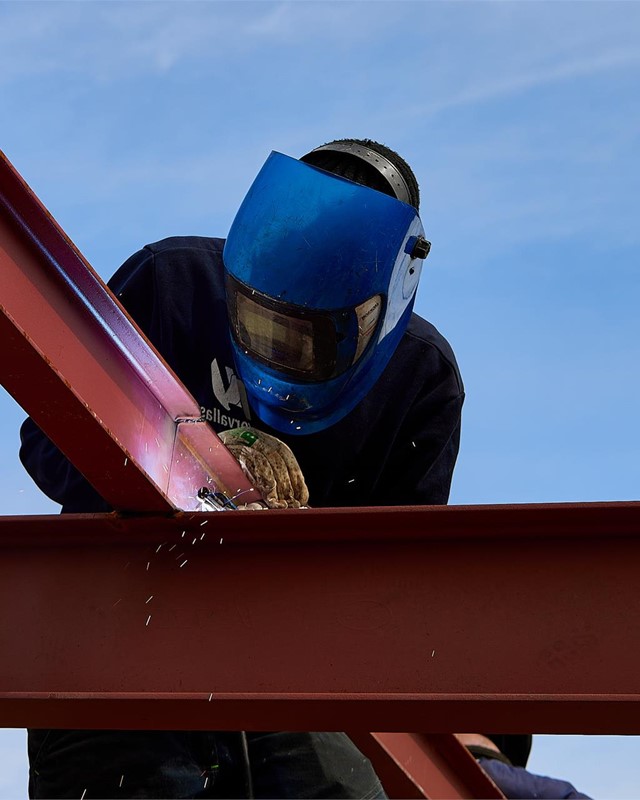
[218,427,309,509]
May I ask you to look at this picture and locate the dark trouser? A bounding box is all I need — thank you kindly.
[28,729,387,799]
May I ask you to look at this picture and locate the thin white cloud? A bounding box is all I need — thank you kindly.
[1,0,638,105]
[404,46,640,119]
[244,1,292,38]
[0,1,413,83]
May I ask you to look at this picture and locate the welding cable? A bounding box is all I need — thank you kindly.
[239,731,254,799]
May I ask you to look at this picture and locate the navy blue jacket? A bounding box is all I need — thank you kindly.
[478,757,592,799]
[20,236,464,512]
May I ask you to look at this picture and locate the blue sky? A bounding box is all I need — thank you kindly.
[1,0,639,796]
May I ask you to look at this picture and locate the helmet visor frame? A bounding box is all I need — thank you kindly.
[226,273,382,384]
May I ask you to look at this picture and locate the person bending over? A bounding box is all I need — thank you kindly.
[21,139,464,798]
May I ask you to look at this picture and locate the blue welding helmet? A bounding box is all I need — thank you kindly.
[223,147,430,435]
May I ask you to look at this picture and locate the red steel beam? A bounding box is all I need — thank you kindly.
[1,502,639,733]
[0,150,259,512]
[350,733,504,799]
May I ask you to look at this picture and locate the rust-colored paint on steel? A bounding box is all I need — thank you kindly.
[349,733,505,799]
[1,502,639,732]
[0,150,259,512]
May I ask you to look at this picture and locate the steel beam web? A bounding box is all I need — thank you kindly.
[0,503,639,733]
[350,733,505,799]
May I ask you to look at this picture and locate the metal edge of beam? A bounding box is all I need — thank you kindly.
[2,694,640,734]
[0,499,638,547]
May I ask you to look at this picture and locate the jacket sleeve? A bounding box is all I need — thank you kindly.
[379,348,464,506]
[478,758,593,799]
[18,247,158,513]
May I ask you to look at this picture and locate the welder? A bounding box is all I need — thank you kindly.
[20,139,465,798]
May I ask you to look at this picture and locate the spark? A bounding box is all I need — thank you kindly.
[200,520,208,526]
[200,532,206,540]
[295,426,301,430]
[203,777,209,789]
[146,615,152,626]
[155,437,160,447]
[175,553,185,560]
[119,776,124,788]
[146,562,150,571]
[348,478,355,484]
[219,537,224,544]
[182,530,186,538]
[155,543,164,553]
[168,544,176,552]
[231,487,256,502]
[192,538,197,545]
[208,693,213,702]
[123,457,128,466]
[162,464,169,473]
[145,442,148,453]
[81,790,87,800]
[112,599,122,607]
[145,596,153,604]
[179,559,188,568]
[411,441,416,448]
[431,650,436,657]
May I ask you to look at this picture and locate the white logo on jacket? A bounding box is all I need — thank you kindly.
[211,359,242,411]
[204,358,250,430]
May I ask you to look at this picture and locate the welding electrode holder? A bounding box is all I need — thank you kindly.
[197,487,238,511]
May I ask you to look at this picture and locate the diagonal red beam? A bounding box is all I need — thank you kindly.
[0,150,259,512]
[349,733,505,799]
[1,502,639,733]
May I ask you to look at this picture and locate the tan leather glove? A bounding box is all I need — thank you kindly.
[218,427,309,509]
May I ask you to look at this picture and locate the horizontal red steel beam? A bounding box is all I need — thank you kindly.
[1,502,639,732]
[0,150,259,512]
[350,733,504,799]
